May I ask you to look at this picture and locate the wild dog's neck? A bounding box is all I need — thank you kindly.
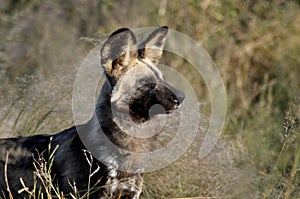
[94,79,116,130]
[90,79,151,153]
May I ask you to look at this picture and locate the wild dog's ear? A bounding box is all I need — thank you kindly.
[139,26,168,65]
[101,28,137,81]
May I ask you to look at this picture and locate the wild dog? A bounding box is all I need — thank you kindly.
[0,26,185,198]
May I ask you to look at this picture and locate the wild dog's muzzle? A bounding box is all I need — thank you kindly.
[153,83,185,113]
[129,83,185,122]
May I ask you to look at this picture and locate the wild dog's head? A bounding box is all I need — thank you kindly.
[100,27,185,123]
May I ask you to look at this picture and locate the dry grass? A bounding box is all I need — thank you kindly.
[3,140,105,199]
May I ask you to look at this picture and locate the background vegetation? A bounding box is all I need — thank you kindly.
[0,0,299,198]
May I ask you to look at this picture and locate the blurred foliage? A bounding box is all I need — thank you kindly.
[0,0,300,198]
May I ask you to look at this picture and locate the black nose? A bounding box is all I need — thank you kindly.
[160,83,185,105]
[176,90,185,104]
[169,86,185,104]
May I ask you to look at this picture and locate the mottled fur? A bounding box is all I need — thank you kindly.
[0,26,184,198]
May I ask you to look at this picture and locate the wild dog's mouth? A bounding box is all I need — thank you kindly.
[129,83,185,123]
[166,103,182,113]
